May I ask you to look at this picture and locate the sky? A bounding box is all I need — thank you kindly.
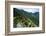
[15,8,39,13]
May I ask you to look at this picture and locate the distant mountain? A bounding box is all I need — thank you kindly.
[32,12,39,19]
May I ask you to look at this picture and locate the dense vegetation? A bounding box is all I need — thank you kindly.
[13,8,39,28]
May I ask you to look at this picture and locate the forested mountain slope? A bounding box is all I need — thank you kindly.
[13,8,39,28]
